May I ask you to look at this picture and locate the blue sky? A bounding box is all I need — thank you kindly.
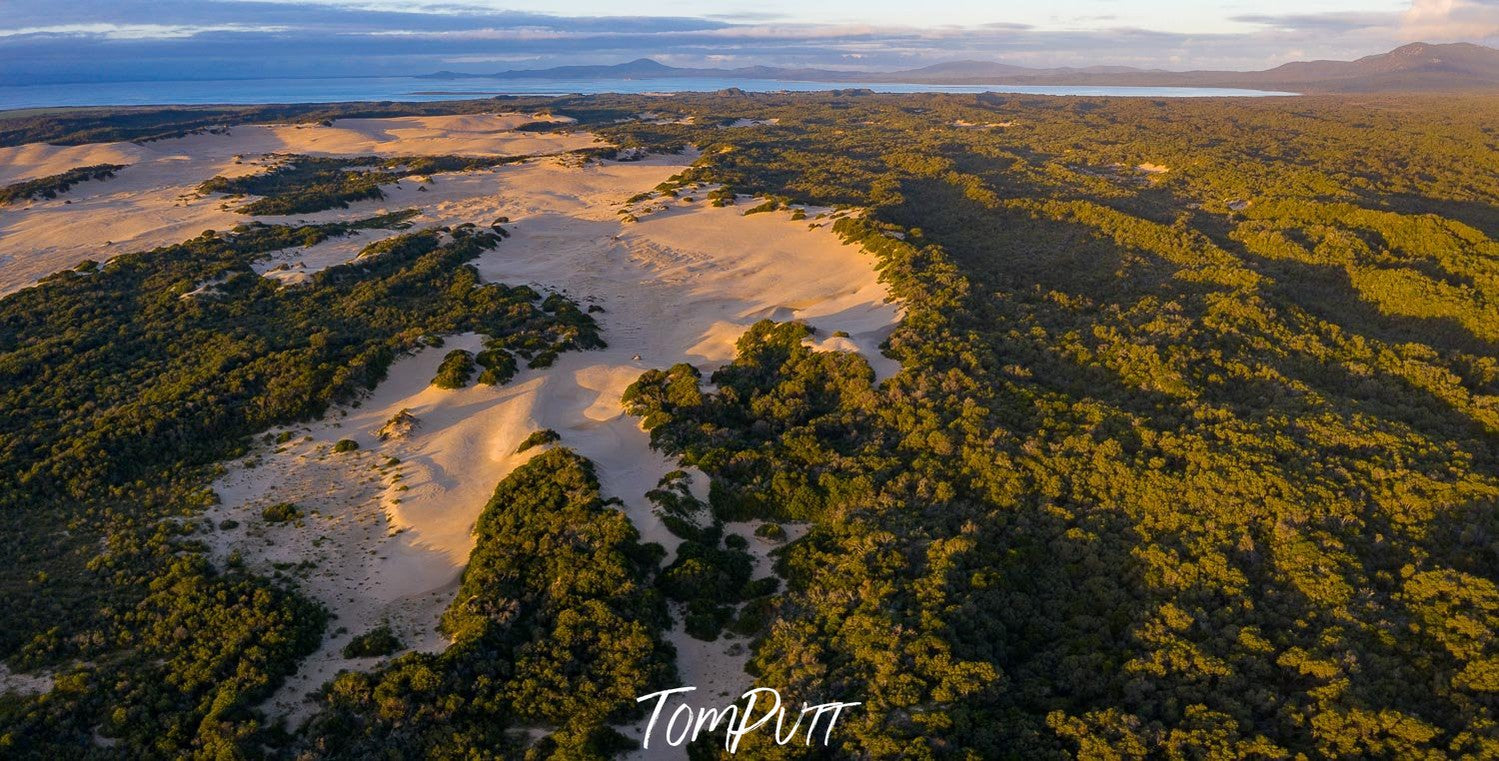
[3,0,1496,84]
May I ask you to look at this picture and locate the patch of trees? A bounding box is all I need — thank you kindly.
[639,472,775,641]
[341,625,402,658]
[200,156,390,215]
[430,348,476,389]
[199,151,612,215]
[0,164,125,206]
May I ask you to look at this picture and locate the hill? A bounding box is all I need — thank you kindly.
[419,42,1499,93]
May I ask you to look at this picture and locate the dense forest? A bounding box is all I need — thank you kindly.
[3,91,1499,758]
[592,92,1499,758]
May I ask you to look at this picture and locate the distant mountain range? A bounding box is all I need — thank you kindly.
[419,42,1499,93]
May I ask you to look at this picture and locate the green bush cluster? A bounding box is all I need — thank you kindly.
[515,428,561,453]
[341,625,402,658]
[430,349,476,389]
[0,163,125,206]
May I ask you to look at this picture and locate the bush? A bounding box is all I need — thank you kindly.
[741,576,779,598]
[342,625,402,658]
[262,502,301,523]
[729,597,776,637]
[515,429,561,454]
[753,522,786,541]
[332,439,359,453]
[475,347,517,385]
[527,350,559,369]
[683,599,734,641]
[431,349,476,389]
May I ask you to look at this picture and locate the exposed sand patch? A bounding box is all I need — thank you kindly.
[253,113,590,158]
[0,664,53,697]
[724,118,779,128]
[0,113,595,297]
[251,228,394,286]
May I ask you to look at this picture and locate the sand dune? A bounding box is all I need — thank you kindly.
[0,141,148,185]
[6,116,900,749]
[0,113,597,297]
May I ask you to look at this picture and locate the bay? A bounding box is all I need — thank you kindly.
[0,76,1295,111]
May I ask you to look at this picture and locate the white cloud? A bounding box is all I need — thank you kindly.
[0,23,287,39]
[1401,0,1499,40]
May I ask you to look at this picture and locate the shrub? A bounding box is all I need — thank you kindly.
[431,349,475,389]
[729,597,776,637]
[515,429,561,454]
[754,522,787,541]
[342,625,402,658]
[474,348,517,385]
[683,599,734,641]
[262,502,301,523]
[332,439,359,453]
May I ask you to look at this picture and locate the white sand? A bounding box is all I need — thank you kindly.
[0,113,597,297]
[724,118,780,128]
[0,663,53,697]
[8,117,901,750]
[251,228,394,286]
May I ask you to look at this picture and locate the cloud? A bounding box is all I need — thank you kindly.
[1401,0,1499,39]
[0,23,289,40]
[1,0,1495,86]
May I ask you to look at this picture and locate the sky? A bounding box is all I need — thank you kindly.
[2,0,1497,84]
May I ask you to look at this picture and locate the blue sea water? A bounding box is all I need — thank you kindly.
[0,76,1296,111]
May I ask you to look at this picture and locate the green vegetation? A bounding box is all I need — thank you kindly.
[197,154,533,215]
[475,345,518,385]
[430,348,476,389]
[753,522,786,541]
[515,428,561,453]
[639,471,773,641]
[0,163,125,206]
[299,448,675,758]
[331,439,359,453]
[198,151,620,215]
[200,156,389,215]
[261,502,302,523]
[341,625,402,659]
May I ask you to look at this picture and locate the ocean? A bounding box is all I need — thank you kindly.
[0,76,1296,111]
